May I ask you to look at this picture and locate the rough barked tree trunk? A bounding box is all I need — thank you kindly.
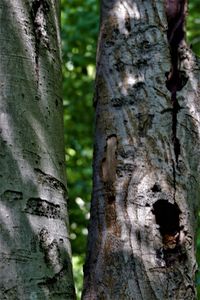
[83,1,200,299]
[0,1,75,299]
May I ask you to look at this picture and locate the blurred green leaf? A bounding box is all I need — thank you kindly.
[187,0,200,56]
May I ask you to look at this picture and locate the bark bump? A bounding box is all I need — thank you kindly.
[35,168,67,196]
[38,228,75,297]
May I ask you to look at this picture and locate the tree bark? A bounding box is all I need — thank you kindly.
[83,0,200,299]
[0,1,75,299]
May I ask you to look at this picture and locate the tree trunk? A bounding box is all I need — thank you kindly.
[83,1,200,299]
[0,1,75,299]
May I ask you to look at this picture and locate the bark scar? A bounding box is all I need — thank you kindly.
[102,135,118,183]
[25,198,61,219]
[101,135,118,232]
[101,135,118,203]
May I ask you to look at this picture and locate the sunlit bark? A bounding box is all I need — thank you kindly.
[0,1,75,298]
[83,0,200,299]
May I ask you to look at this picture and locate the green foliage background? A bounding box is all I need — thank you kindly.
[61,0,200,298]
[61,0,99,297]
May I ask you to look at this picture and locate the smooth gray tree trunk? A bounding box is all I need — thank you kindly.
[0,1,75,299]
[83,1,200,299]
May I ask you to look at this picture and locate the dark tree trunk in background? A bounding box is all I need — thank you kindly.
[83,0,200,299]
[0,1,75,299]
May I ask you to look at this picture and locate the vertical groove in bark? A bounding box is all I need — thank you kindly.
[165,0,188,198]
[83,0,200,299]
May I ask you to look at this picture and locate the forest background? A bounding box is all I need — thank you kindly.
[61,0,200,298]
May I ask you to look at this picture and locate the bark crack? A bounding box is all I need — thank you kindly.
[165,0,188,196]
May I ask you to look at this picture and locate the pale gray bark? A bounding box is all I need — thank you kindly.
[0,1,75,299]
[83,1,200,299]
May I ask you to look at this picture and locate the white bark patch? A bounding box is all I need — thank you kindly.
[114,3,129,35]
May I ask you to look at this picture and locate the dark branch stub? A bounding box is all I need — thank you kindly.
[151,183,162,193]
